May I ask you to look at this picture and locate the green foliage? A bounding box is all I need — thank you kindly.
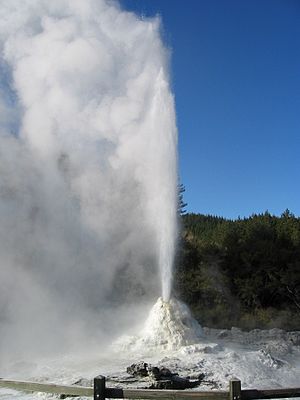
[175,211,300,330]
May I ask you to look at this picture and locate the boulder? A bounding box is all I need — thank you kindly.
[126,362,204,390]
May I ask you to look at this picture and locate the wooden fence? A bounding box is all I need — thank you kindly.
[0,376,300,400]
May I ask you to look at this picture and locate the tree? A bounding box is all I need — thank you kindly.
[178,183,187,215]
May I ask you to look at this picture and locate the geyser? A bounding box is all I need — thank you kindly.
[0,0,177,358]
[113,297,203,352]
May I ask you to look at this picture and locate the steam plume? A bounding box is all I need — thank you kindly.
[0,0,177,360]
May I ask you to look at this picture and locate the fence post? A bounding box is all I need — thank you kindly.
[230,379,241,400]
[94,375,106,400]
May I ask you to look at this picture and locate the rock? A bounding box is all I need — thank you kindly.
[127,362,149,377]
[158,366,174,378]
[217,331,229,339]
[287,331,300,346]
[258,349,285,369]
[187,373,205,381]
[127,362,176,379]
[149,375,200,390]
[148,366,161,379]
[203,344,223,354]
[126,361,204,390]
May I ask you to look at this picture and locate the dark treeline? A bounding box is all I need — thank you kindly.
[175,210,300,330]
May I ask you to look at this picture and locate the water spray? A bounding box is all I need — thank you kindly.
[0,0,177,356]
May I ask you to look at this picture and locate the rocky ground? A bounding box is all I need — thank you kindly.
[1,299,300,399]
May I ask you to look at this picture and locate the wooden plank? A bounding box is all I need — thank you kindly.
[106,388,229,400]
[94,375,106,400]
[242,388,300,400]
[230,380,241,400]
[2,377,299,400]
[0,378,93,397]
[0,379,229,399]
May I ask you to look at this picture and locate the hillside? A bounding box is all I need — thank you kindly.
[175,210,300,330]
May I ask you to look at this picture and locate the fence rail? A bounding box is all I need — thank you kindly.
[1,376,300,400]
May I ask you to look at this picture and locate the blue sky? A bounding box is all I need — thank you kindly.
[120,0,300,219]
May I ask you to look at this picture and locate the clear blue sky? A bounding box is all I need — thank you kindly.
[120,0,300,219]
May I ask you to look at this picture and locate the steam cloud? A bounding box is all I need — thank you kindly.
[0,0,178,361]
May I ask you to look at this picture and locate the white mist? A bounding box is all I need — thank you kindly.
[0,0,177,358]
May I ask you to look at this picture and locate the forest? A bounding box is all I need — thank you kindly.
[175,209,300,330]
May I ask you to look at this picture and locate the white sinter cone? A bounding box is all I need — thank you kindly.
[114,297,203,352]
